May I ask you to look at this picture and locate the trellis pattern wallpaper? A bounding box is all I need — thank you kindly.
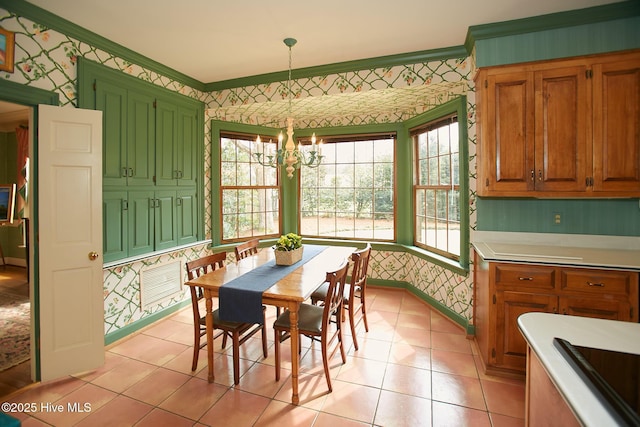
[0,8,478,334]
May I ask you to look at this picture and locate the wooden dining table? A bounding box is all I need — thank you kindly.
[184,244,355,404]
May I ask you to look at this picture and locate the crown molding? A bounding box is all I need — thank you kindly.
[465,1,640,53]
[204,45,468,92]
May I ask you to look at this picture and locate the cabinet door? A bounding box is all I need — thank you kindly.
[560,295,631,321]
[495,291,556,370]
[155,99,178,186]
[480,71,535,194]
[127,91,155,187]
[177,188,198,245]
[155,190,177,251]
[103,191,128,262]
[592,58,640,193]
[96,80,127,187]
[128,191,155,257]
[534,66,589,192]
[176,104,198,187]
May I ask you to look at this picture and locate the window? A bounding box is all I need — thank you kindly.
[300,134,395,240]
[220,132,280,241]
[413,115,461,259]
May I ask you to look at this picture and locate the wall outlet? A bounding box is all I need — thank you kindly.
[554,213,561,225]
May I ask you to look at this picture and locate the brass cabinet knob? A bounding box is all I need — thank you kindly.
[88,251,99,261]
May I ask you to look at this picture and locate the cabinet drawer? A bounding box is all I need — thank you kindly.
[493,264,555,290]
[560,269,637,296]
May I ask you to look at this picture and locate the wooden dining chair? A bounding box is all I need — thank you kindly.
[310,243,372,350]
[186,252,268,384]
[234,238,259,260]
[273,260,349,392]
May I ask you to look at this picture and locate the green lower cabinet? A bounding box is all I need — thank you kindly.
[155,190,178,251]
[177,188,198,246]
[128,190,155,257]
[103,188,198,262]
[103,191,128,263]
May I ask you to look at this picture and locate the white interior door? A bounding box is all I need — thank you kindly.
[38,104,104,381]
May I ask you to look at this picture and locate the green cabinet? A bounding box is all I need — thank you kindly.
[156,99,198,187]
[79,58,204,263]
[177,188,198,246]
[103,189,198,262]
[128,191,155,257]
[96,80,155,187]
[103,191,128,262]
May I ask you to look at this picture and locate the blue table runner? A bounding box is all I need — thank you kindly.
[219,245,328,324]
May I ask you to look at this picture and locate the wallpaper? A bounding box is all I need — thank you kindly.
[0,8,478,334]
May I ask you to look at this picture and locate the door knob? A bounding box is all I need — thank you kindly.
[88,251,99,261]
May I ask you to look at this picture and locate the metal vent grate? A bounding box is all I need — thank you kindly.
[140,261,182,309]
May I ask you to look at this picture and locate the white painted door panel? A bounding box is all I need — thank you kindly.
[38,104,104,381]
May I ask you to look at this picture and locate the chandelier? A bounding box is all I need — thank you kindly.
[254,38,323,178]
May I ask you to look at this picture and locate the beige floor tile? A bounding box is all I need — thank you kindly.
[374,389,431,427]
[1,288,527,426]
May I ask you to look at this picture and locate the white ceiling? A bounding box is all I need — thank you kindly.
[24,0,622,84]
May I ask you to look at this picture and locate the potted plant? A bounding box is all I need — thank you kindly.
[274,233,304,265]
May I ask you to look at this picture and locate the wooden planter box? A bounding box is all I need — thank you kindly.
[274,246,304,266]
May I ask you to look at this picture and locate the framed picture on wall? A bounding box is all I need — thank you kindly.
[0,184,16,224]
[0,27,15,73]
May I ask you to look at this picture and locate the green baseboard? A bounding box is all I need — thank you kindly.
[369,278,474,336]
[104,300,191,346]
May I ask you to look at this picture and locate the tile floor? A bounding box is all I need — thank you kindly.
[2,287,526,426]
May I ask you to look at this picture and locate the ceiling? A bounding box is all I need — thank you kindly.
[24,0,621,84]
[1,0,623,130]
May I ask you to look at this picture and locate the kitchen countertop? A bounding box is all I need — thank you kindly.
[472,231,640,270]
[518,313,640,427]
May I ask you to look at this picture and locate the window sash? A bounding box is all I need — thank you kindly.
[220,133,281,242]
[300,134,396,241]
[413,117,460,260]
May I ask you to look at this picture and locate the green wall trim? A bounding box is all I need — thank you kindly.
[370,279,473,335]
[402,96,470,270]
[0,82,60,382]
[204,46,468,91]
[0,0,205,91]
[0,79,59,106]
[464,1,640,53]
[104,300,191,346]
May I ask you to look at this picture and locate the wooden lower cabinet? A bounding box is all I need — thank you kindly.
[474,252,639,376]
[526,348,580,427]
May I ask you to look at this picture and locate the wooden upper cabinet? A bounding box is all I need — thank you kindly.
[592,57,640,193]
[476,50,640,198]
[534,66,588,193]
[482,72,535,193]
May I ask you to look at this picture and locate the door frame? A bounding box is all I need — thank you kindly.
[0,79,59,381]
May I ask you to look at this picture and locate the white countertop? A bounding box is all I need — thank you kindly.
[518,313,640,427]
[472,231,640,270]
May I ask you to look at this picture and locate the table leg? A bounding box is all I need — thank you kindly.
[205,292,215,383]
[289,304,300,405]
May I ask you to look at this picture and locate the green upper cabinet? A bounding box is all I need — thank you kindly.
[176,103,198,187]
[94,77,156,188]
[127,91,156,187]
[156,97,199,187]
[96,79,127,187]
